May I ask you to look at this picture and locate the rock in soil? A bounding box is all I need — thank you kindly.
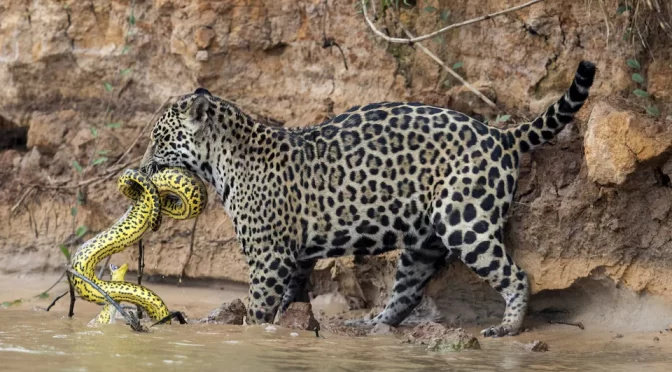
[404,322,480,352]
[278,302,320,331]
[198,298,247,325]
[368,323,403,336]
[523,340,549,352]
[319,322,370,337]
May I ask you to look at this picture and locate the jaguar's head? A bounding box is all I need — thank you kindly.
[139,88,217,177]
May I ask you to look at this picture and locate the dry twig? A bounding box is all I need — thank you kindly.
[400,26,497,109]
[361,3,500,110]
[22,156,142,193]
[11,186,37,214]
[549,320,585,330]
[97,256,112,279]
[67,268,147,332]
[358,0,547,110]
[179,216,200,282]
[46,290,69,312]
[321,0,348,70]
[17,94,182,201]
[360,0,545,44]
[68,278,76,318]
[41,271,67,295]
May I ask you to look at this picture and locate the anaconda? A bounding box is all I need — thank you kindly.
[92,263,129,324]
[70,167,207,321]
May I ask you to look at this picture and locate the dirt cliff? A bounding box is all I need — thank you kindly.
[1,0,672,327]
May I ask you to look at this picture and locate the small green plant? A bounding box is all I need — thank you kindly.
[439,9,450,23]
[616,3,633,15]
[482,114,511,126]
[626,58,640,69]
[424,5,437,13]
[495,114,512,124]
[441,61,464,87]
[92,157,108,166]
[59,245,71,260]
[75,226,88,238]
[1,299,22,308]
[616,1,670,42]
[423,0,449,23]
[71,160,83,173]
[441,62,464,89]
[627,57,660,117]
[76,190,86,206]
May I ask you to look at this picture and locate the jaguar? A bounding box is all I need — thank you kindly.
[140,60,596,337]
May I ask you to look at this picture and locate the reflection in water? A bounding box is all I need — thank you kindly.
[1,310,671,372]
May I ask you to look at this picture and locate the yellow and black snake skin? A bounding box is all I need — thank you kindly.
[92,262,129,324]
[70,168,207,321]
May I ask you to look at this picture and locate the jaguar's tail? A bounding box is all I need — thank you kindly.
[510,61,596,153]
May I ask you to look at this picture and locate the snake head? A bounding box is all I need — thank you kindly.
[109,263,128,281]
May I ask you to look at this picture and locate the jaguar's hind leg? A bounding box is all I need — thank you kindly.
[434,196,529,337]
[344,235,447,327]
[477,250,529,337]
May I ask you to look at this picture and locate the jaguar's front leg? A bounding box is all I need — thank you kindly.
[245,252,296,324]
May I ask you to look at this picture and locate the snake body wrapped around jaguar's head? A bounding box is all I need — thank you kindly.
[70,167,207,322]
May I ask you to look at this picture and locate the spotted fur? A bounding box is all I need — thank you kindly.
[140,61,596,336]
[70,168,208,321]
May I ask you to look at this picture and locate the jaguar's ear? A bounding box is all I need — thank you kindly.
[189,94,212,130]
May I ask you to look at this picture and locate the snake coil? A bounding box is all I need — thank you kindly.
[70,168,207,322]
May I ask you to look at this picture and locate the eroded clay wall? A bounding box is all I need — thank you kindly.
[1,0,671,310]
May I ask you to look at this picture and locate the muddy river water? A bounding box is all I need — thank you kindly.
[1,275,671,372]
